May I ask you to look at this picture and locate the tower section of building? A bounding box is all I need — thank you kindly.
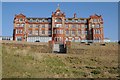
[88,14,104,42]
[51,7,65,44]
[13,14,27,41]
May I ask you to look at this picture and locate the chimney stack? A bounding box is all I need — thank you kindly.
[74,13,77,18]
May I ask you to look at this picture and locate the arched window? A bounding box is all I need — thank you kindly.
[19,18,23,21]
[30,19,33,22]
[55,18,62,22]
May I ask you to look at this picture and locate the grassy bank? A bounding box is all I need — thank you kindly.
[2,42,119,78]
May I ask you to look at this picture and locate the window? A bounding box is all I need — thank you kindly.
[55,24,62,27]
[19,18,23,21]
[42,30,45,34]
[54,29,63,34]
[81,31,84,34]
[29,30,32,35]
[36,25,39,28]
[42,19,45,22]
[72,31,75,35]
[29,25,33,28]
[72,25,76,28]
[30,19,33,22]
[17,24,20,27]
[85,25,87,28]
[72,19,74,22]
[93,19,97,22]
[48,30,51,35]
[81,24,85,28]
[81,20,86,23]
[57,30,60,34]
[66,25,69,28]
[53,30,56,34]
[54,37,57,41]
[57,12,61,16]
[16,37,22,41]
[66,30,69,35]
[66,19,68,22]
[49,25,51,28]
[78,30,81,34]
[42,25,45,28]
[96,24,100,28]
[96,30,100,34]
[21,24,25,27]
[54,37,62,42]
[16,29,22,34]
[85,31,87,35]
[78,25,81,28]
[48,19,51,22]
[78,19,81,22]
[55,18,62,22]
[36,19,39,22]
[35,30,38,35]
[75,20,78,22]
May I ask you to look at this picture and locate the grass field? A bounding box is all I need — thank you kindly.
[0,43,2,79]
[2,41,119,78]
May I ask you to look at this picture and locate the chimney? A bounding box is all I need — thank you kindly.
[74,13,77,18]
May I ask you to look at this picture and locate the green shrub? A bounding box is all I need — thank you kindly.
[91,70,101,75]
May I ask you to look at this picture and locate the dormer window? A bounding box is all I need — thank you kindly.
[30,19,33,22]
[75,20,78,22]
[42,19,45,22]
[72,19,74,22]
[78,19,81,22]
[39,20,42,22]
[36,19,39,22]
[48,19,51,22]
[65,19,68,22]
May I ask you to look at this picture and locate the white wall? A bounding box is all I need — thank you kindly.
[27,36,52,42]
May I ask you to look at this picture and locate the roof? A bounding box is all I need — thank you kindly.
[66,18,90,20]
[27,17,51,20]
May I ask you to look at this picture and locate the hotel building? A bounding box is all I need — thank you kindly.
[13,5,104,44]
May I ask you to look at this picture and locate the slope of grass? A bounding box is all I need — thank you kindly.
[0,43,2,79]
[2,42,119,78]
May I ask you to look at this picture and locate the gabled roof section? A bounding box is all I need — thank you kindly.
[15,13,26,17]
[52,4,65,17]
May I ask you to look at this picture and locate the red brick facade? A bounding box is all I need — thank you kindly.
[13,5,104,43]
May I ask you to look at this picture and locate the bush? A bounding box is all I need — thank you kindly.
[91,70,101,75]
